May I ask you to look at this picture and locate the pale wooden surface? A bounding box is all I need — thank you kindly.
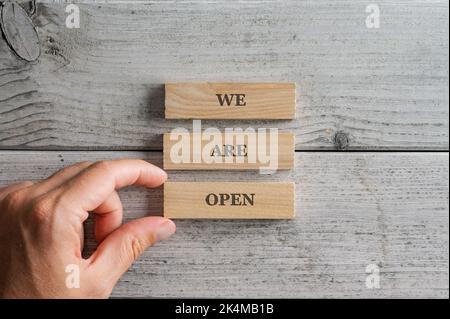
[0,151,448,298]
[164,182,295,219]
[165,83,296,119]
[0,0,448,150]
[0,0,448,298]
[163,132,295,170]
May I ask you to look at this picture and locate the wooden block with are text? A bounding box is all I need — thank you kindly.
[165,83,296,119]
[164,182,295,219]
[163,132,294,170]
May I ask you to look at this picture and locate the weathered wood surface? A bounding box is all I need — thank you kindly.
[0,0,448,299]
[0,0,41,62]
[0,151,448,298]
[0,0,448,150]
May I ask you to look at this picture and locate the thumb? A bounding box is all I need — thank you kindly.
[88,216,176,286]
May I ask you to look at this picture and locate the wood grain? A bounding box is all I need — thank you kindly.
[164,182,295,219]
[0,151,447,298]
[163,132,294,170]
[165,83,296,119]
[0,0,40,62]
[0,1,448,150]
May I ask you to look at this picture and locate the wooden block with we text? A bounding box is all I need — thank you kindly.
[164,182,295,219]
[163,132,294,170]
[165,83,296,119]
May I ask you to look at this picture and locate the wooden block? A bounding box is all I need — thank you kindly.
[163,132,294,170]
[164,182,295,219]
[165,82,296,119]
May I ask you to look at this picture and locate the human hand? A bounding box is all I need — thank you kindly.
[0,159,176,298]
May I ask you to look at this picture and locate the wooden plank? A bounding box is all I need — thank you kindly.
[165,83,296,119]
[0,1,448,150]
[164,182,295,219]
[0,151,447,298]
[163,132,294,170]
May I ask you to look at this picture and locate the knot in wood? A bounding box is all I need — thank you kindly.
[333,131,349,150]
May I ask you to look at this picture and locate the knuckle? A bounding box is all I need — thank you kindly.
[68,161,92,173]
[21,180,34,188]
[61,163,84,173]
[2,190,25,210]
[125,233,146,261]
[92,160,111,174]
[0,184,35,217]
[78,160,93,167]
[30,197,53,222]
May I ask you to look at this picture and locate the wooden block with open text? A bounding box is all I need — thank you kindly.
[163,132,294,170]
[165,83,296,119]
[164,182,295,219]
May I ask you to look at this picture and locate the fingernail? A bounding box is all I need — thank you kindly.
[156,219,176,241]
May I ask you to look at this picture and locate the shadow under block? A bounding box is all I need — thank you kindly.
[164,182,295,219]
[163,132,295,170]
[165,83,296,119]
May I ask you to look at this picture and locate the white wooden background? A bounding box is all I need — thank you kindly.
[0,0,448,298]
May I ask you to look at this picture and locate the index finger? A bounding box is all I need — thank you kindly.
[55,159,167,211]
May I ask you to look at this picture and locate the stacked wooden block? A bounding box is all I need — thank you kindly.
[163,83,296,219]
